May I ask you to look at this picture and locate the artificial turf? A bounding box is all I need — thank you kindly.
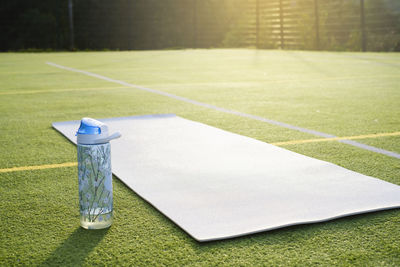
[0,49,399,266]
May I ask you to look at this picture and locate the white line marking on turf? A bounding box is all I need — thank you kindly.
[46,61,400,159]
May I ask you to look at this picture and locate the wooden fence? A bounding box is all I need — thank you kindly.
[71,0,399,51]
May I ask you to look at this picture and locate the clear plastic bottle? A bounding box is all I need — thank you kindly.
[76,118,121,229]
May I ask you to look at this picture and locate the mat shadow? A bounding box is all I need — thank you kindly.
[39,227,108,266]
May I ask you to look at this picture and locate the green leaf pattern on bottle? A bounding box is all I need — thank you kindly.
[78,143,113,223]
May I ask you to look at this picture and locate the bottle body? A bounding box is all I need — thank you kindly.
[77,142,113,229]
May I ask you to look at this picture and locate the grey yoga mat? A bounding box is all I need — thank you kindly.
[53,114,400,242]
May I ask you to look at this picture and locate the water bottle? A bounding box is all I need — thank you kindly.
[76,118,121,229]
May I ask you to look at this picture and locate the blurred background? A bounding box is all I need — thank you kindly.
[1,0,400,52]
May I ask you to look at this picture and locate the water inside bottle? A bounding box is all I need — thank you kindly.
[80,209,113,229]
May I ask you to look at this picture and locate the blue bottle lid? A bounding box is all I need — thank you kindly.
[77,118,103,135]
[76,118,121,145]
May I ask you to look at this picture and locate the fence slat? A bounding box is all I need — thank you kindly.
[360,0,366,51]
[279,0,284,49]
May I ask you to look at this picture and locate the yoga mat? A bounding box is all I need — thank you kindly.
[53,114,400,242]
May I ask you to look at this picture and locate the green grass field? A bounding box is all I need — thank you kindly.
[1,49,399,266]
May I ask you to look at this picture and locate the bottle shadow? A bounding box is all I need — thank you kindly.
[39,227,108,266]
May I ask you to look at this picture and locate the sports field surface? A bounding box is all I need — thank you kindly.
[1,49,399,266]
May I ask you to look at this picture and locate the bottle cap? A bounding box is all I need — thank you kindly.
[76,117,121,144]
